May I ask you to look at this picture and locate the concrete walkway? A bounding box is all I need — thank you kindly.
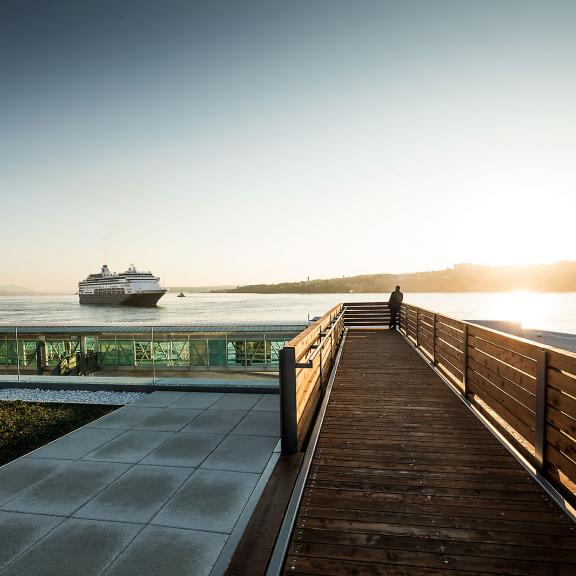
[0,391,280,576]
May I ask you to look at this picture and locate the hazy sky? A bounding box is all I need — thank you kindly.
[1,0,575,292]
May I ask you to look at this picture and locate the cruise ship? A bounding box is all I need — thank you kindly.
[78,265,167,307]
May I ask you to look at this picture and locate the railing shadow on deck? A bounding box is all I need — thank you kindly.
[279,300,576,510]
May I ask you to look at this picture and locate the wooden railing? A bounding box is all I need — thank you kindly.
[279,304,345,453]
[398,303,576,506]
[279,300,576,506]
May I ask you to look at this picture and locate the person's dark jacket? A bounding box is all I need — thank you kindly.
[389,290,403,309]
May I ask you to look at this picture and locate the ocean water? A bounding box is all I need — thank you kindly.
[1,292,576,334]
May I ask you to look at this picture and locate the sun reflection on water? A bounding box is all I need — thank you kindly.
[488,291,552,330]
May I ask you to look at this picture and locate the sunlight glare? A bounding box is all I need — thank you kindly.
[489,291,552,330]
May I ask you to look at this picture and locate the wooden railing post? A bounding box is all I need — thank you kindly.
[432,313,436,365]
[319,346,324,396]
[279,346,298,454]
[535,348,548,472]
[402,304,407,335]
[462,324,469,396]
[416,308,420,347]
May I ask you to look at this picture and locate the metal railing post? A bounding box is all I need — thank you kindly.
[15,327,21,383]
[535,348,548,472]
[151,327,156,385]
[280,346,298,454]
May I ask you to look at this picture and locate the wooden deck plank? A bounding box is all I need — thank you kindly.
[283,330,576,575]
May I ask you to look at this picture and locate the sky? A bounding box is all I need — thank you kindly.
[1,0,575,292]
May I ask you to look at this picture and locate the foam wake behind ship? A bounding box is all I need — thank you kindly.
[78,264,167,307]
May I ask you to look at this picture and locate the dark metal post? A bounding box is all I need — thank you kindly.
[280,346,298,454]
[535,348,548,472]
[36,337,46,375]
[462,324,469,396]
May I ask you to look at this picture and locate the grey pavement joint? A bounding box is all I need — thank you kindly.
[82,431,172,463]
[127,391,188,408]
[141,432,225,468]
[2,461,130,516]
[0,512,64,570]
[170,392,225,409]
[231,410,280,437]
[103,525,227,576]
[209,393,263,411]
[151,468,259,533]
[0,458,68,506]
[73,465,193,524]
[130,408,202,432]
[252,394,280,411]
[86,407,162,430]
[182,409,247,435]
[0,518,142,576]
[26,427,126,460]
[201,435,279,474]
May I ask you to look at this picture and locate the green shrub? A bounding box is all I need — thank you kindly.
[0,401,118,465]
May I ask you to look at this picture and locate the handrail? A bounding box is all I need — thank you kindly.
[279,305,346,453]
[295,307,346,368]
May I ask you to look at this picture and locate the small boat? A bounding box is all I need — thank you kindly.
[177,292,186,298]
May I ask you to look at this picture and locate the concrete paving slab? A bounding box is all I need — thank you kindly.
[86,406,162,429]
[102,525,227,576]
[82,431,172,463]
[200,435,278,474]
[170,391,225,409]
[26,427,126,460]
[73,465,192,524]
[127,391,188,408]
[209,393,263,411]
[251,393,280,411]
[0,518,142,576]
[181,409,247,435]
[141,432,225,468]
[0,458,68,506]
[230,410,280,437]
[151,468,259,533]
[0,511,64,570]
[1,461,129,516]
[130,408,202,432]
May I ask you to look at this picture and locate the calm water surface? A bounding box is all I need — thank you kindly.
[1,292,576,334]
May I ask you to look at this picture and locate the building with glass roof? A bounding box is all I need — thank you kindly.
[0,322,305,373]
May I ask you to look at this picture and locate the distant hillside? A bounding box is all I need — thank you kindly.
[0,284,35,295]
[217,262,576,294]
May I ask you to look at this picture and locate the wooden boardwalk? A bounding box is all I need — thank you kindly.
[283,330,576,575]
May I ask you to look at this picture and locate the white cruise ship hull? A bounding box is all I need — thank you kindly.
[79,291,166,307]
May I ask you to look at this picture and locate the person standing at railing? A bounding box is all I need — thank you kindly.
[388,285,403,329]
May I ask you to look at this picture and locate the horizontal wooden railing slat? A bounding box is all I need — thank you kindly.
[395,301,576,507]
